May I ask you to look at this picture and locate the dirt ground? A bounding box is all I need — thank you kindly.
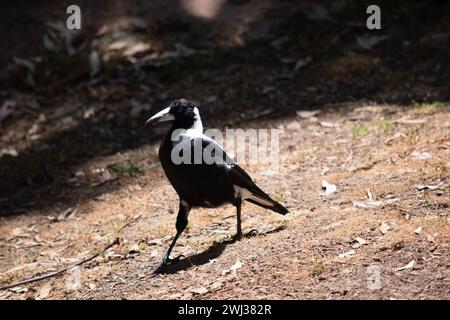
[0,0,449,300]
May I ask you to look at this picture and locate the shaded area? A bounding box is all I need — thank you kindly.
[1,0,450,217]
[153,241,230,275]
[153,226,285,274]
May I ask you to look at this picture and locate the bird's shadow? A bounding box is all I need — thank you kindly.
[152,225,286,275]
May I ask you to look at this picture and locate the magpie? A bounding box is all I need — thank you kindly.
[146,99,288,265]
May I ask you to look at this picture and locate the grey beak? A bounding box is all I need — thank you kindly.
[145,107,175,127]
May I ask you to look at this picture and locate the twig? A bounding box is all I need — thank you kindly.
[0,238,120,291]
[120,215,142,231]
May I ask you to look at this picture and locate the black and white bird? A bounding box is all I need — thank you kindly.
[146,99,288,265]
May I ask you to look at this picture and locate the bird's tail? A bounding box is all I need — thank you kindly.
[247,197,289,215]
[245,188,289,215]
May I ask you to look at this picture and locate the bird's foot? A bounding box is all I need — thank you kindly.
[233,231,243,241]
[160,254,185,267]
[246,229,259,237]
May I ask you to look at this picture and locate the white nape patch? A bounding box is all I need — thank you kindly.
[233,185,273,207]
[172,107,204,141]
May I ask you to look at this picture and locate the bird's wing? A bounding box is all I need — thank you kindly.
[179,134,288,214]
[195,136,288,215]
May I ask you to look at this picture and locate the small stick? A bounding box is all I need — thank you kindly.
[0,238,120,291]
[119,214,142,231]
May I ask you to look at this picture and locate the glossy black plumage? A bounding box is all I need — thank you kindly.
[146,99,288,266]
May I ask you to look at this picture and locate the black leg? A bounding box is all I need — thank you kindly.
[235,200,242,240]
[162,231,182,263]
[160,200,190,266]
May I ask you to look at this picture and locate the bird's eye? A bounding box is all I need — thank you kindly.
[173,106,183,114]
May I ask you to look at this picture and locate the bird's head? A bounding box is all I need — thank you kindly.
[145,99,201,129]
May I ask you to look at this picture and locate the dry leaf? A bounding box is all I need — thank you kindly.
[395,118,426,125]
[101,169,116,183]
[416,182,444,191]
[38,282,52,299]
[0,100,15,124]
[65,266,81,292]
[379,221,391,234]
[10,287,28,293]
[321,180,337,195]
[57,208,74,221]
[123,42,151,57]
[150,249,159,258]
[190,287,208,295]
[319,121,339,128]
[338,250,356,258]
[223,259,243,275]
[394,260,415,272]
[297,110,320,119]
[89,51,101,77]
[357,34,388,50]
[294,57,311,71]
[128,244,141,254]
[353,237,368,248]
[148,239,163,246]
[410,151,432,160]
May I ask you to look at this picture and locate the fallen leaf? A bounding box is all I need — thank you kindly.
[43,33,58,51]
[338,250,356,258]
[0,100,15,124]
[57,208,74,221]
[353,201,368,209]
[395,118,426,125]
[150,249,159,258]
[123,42,151,57]
[410,151,432,160]
[354,195,399,209]
[321,180,337,195]
[222,259,243,276]
[367,190,374,202]
[38,283,52,299]
[10,287,28,293]
[65,266,81,292]
[379,221,391,234]
[0,148,18,157]
[294,57,311,71]
[385,132,403,144]
[190,287,208,295]
[297,110,320,119]
[89,51,101,77]
[13,57,35,72]
[319,121,339,128]
[415,182,444,191]
[357,34,388,50]
[128,244,141,254]
[394,259,415,272]
[74,170,85,177]
[148,239,163,246]
[353,237,368,248]
[101,169,116,183]
[10,227,31,239]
